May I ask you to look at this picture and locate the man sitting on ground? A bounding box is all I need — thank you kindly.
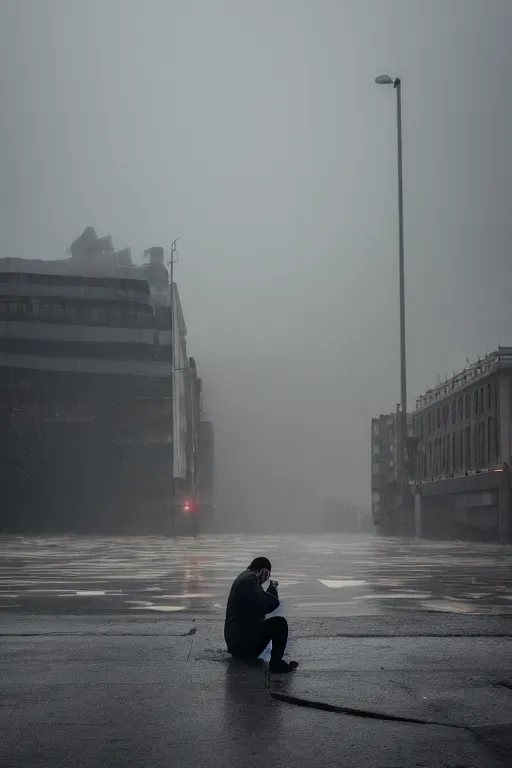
[224,556,298,674]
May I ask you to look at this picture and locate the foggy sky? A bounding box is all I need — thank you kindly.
[1,1,512,531]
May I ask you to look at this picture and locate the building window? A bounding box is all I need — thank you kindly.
[457,397,463,423]
[486,384,492,411]
[437,408,441,429]
[109,308,122,325]
[90,307,101,324]
[488,417,497,464]
[41,304,51,317]
[125,309,138,326]
[0,302,6,314]
[475,422,485,468]
[465,394,471,420]
[451,400,456,424]
[51,304,63,319]
[465,426,471,468]
[427,413,431,434]
[8,303,19,315]
[65,305,78,321]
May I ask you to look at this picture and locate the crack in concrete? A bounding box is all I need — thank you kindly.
[329,633,512,639]
[269,690,461,728]
[0,631,197,637]
[269,681,512,760]
[494,680,512,692]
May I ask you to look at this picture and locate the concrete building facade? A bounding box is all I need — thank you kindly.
[412,349,512,543]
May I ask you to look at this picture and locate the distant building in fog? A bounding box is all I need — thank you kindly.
[0,229,212,534]
[371,413,397,530]
[413,348,512,543]
[321,498,372,533]
[370,409,413,534]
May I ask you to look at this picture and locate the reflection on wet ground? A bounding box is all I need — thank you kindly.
[1,534,512,616]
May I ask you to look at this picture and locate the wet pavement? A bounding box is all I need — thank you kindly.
[1,533,512,616]
[2,534,512,766]
[2,615,512,767]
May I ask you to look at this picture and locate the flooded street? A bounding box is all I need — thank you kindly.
[2,533,512,617]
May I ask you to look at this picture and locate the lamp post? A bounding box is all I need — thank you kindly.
[375,74,408,525]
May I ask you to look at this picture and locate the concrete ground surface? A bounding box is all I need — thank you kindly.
[2,613,512,767]
[2,534,512,766]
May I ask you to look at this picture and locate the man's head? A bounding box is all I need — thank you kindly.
[248,557,272,584]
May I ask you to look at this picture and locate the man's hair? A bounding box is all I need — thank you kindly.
[248,557,271,573]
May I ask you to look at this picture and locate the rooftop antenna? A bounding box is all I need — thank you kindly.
[168,237,180,327]
[168,238,180,275]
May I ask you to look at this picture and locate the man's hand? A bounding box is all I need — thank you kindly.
[267,580,279,598]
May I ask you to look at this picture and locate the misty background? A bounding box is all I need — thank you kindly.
[1,0,511,532]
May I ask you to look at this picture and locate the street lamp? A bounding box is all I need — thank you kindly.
[375,74,408,520]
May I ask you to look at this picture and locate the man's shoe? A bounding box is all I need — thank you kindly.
[269,659,299,674]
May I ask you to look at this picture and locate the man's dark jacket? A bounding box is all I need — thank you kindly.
[224,569,279,651]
